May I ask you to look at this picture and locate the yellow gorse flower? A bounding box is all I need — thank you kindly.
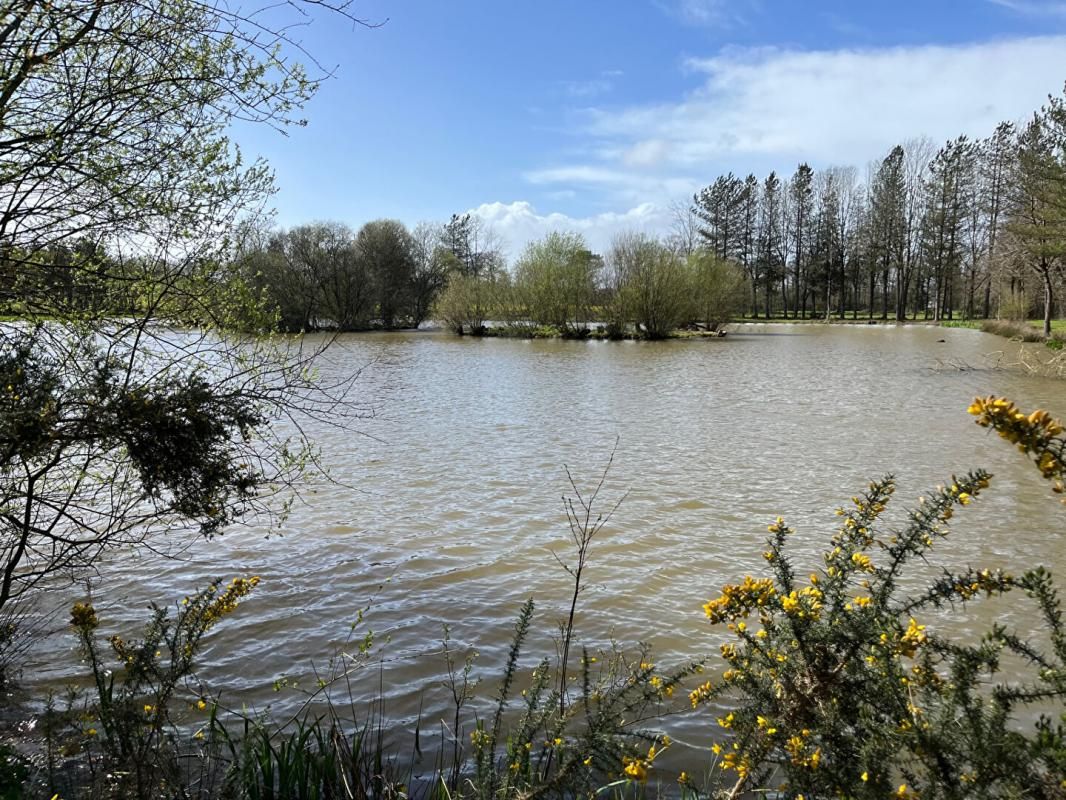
[851,552,874,572]
[70,602,99,631]
[970,397,1064,499]
[200,576,261,628]
[703,575,776,623]
[689,680,713,708]
[899,617,927,657]
[622,756,648,782]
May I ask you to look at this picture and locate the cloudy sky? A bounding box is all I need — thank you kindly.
[239,0,1066,257]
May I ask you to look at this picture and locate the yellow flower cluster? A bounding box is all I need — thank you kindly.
[780,585,824,620]
[469,728,490,748]
[970,396,1065,497]
[845,595,873,611]
[899,617,927,658]
[689,680,713,708]
[872,617,929,662]
[755,714,778,735]
[784,730,820,769]
[201,576,261,628]
[703,575,776,624]
[831,481,894,547]
[621,739,669,783]
[767,516,789,534]
[850,552,875,573]
[719,750,753,778]
[622,757,647,782]
[70,602,99,631]
[970,396,1063,444]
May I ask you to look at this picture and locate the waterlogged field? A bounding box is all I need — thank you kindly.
[23,324,1066,771]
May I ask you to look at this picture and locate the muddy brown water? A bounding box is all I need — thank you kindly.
[16,323,1066,776]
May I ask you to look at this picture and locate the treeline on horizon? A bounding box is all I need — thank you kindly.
[222,215,751,338]
[4,87,1064,338]
[690,86,1066,334]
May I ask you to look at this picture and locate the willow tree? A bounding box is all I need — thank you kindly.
[609,233,692,339]
[0,1,368,634]
[514,232,599,334]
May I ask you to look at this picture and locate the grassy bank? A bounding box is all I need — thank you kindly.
[940,318,1066,350]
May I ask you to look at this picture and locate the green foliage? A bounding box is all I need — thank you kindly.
[689,251,749,332]
[46,578,260,798]
[513,232,599,335]
[357,220,418,329]
[695,399,1066,799]
[609,234,694,339]
[434,273,505,335]
[0,328,268,608]
[238,220,451,332]
[0,0,330,253]
[203,707,410,800]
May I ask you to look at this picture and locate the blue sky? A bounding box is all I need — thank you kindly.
[239,0,1066,256]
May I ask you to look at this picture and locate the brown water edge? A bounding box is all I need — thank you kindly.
[12,323,1066,782]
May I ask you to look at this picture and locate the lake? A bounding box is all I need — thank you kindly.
[21,323,1066,770]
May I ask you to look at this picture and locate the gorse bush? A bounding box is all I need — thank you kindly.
[694,397,1066,799]
[52,577,260,798]
[970,396,1065,500]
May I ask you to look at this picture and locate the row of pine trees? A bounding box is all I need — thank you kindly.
[686,88,1065,334]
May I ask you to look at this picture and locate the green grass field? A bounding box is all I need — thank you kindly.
[1035,318,1066,332]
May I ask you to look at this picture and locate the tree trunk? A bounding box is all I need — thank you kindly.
[1042,264,1053,338]
[868,269,875,321]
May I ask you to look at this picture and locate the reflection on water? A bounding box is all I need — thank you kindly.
[22,324,1066,760]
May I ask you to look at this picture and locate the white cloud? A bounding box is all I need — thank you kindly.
[524,165,699,205]
[525,36,1066,214]
[466,201,671,257]
[584,37,1066,171]
[484,36,1066,264]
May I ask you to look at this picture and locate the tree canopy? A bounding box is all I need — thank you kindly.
[0,0,366,622]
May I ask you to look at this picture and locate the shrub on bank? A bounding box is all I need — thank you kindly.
[694,396,1066,798]
[981,318,1049,342]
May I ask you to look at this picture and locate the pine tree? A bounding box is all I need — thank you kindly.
[1009,104,1066,336]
